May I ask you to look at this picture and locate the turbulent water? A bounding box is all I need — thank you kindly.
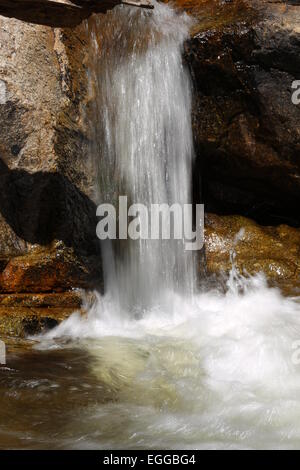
[1,2,300,450]
[88,2,196,313]
[2,272,300,449]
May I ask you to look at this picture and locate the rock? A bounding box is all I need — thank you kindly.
[0,243,102,293]
[0,290,97,336]
[0,0,121,27]
[0,0,153,27]
[0,13,104,330]
[0,291,82,308]
[205,213,300,281]
[0,15,103,293]
[0,0,299,339]
[179,0,300,226]
[0,306,76,337]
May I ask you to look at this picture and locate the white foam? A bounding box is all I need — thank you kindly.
[36,270,300,449]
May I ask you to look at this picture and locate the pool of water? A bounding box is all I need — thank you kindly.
[1,274,300,450]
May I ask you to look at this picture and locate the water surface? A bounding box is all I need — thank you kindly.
[1,273,300,449]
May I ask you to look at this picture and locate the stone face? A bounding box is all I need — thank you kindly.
[205,213,300,281]
[0,244,102,293]
[0,291,82,307]
[0,0,121,27]
[0,0,153,27]
[0,306,76,337]
[0,15,103,301]
[180,0,300,226]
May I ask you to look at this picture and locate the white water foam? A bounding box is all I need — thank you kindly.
[37,269,300,449]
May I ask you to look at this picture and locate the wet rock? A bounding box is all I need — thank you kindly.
[0,291,82,308]
[0,306,76,337]
[179,0,300,226]
[0,244,102,293]
[205,213,300,281]
[0,0,153,27]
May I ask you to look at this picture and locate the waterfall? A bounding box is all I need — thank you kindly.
[28,3,300,451]
[34,4,300,450]
[88,2,196,314]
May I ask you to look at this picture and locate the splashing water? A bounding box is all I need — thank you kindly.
[27,3,300,449]
[35,269,300,449]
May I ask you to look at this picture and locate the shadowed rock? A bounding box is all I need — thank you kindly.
[0,16,104,298]
[0,0,153,27]
[205,213,300,282]
[0,158,103,293]
[179,0,300,226]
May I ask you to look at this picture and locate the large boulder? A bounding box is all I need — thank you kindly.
[0,0,122,27]
[0,1,153,27]
[0,15,103,307]
[179,0,300,226]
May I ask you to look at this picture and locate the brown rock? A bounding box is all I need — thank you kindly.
[0,0,154,27]
[0,243,102,293]
[205,213,300,281]
[0,291,82,308]
[0,306,78,337]
[179,0,300,226]
[0,15,103,297]
[0,0,121,27]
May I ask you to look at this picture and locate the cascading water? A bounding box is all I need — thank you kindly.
[18,2,300,450]
[88,2,196,314]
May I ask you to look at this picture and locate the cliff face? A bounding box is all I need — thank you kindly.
[0,0,122,27]
[204,213,300,290]
[178,0,300,285]
[181,0,300,226]
[0,15,103,332]
[0,1,153,26]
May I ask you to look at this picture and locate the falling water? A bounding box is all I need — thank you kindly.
[88,2,196,314]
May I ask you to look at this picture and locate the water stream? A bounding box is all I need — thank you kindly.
[1,2,300,450]
[88,1,196,314]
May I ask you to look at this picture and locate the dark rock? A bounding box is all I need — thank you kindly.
[180,0,300,226]
[0,15,103,300]
[205,213,300,280]
[0,0,122,27]
[0,243,102,293]
[0,0,153,27]
[0,306,76,336]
